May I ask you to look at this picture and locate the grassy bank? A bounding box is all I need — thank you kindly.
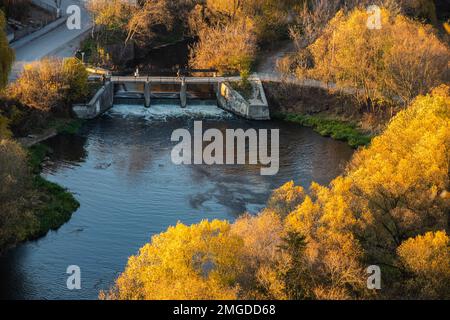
[27,144,80,239]
[273,112,372,148]
[52,118,86,135]
[30,175,79,238]
[0,141,80,253]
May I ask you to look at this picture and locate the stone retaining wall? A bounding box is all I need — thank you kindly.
[216,81,270,120]
[73,82,114,119]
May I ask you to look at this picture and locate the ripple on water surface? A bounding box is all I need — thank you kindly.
[0,103,354,300]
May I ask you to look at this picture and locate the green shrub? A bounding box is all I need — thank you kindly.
[275,113,372,148]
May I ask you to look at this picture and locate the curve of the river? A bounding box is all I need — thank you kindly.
[0,102,353,299]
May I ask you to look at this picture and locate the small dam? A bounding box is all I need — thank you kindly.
[73,75,270,120]
[112,77,218,108]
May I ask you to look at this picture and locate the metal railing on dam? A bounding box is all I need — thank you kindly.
[111,76,229,85]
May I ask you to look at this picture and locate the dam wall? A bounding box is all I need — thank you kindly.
[72,82,114,119]
[216,80,270,120]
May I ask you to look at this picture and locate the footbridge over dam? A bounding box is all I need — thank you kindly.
[111,76,224,108]
[73,72,270,120]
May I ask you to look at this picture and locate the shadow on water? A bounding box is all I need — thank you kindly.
[42,134,88,172]
[0,102,354,300]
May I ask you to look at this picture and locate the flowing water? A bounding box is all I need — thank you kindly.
[0,102,354,300]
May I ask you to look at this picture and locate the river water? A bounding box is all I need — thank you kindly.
[0,102,353,300]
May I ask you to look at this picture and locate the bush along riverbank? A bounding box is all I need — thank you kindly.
[0,54,88,252]
[53,118,86,135]
[273,112,372,148]
[0,136,80,253]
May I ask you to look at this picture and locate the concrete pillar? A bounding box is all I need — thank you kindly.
[107,82,114,108]
[144,82,151,108]
[180,77,187,108]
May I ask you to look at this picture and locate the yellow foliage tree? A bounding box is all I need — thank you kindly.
[104,220,244,300]
[9,58,64,111]
[9,57,88,112]
[62,58,89,104]
[284,85,449,298]
[397,231,450,298]
[285,178,367,300]
[348,85,449,260]
[266,181,305,218]
[107,85,449,300]
[231,210,287,299]
[305,7,450,106]
[190,19,257,76]
[0,139,34,248]
[86,0,135,34]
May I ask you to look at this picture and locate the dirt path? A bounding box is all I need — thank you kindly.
[256,41,296,75]
[17,128,57,148]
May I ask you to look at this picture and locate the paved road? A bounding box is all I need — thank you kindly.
[10,0,92,80]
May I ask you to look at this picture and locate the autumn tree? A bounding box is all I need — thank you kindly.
[9,57,88,113]
[397,231,450,299]
[190,19,257,75]
[103,220,244,300]
[286,85,449,297]
[9,58,64,111]
[300,7,450,106]
[0,139,34,248]
[124,0,173,46]
[230,210,287,299]
[284,178,368,299]
[0,10,14,90]
[288,0,343,49]
[86,0,136,41]
[266,181,305,219]
[106,211,290,300]
[204,0,298,43]
[348,85,449,260]
[62,58,89,104]
[87,0,195,46]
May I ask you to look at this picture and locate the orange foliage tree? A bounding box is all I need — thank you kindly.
[107,85,449,300]
[301,7,450,106]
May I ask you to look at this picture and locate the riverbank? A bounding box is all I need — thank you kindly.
[263,81,390,147]
[273,112,372,148]
[0,104,356,299]
[16,118,85,147]
[0,128,80,254]
[28,143,80,237]
[25,120,83,239]
[27,144,80,231]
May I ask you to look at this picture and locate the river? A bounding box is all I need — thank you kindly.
[0,101,353,299]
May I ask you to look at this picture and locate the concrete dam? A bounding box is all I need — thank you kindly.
[73,75,270,121]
